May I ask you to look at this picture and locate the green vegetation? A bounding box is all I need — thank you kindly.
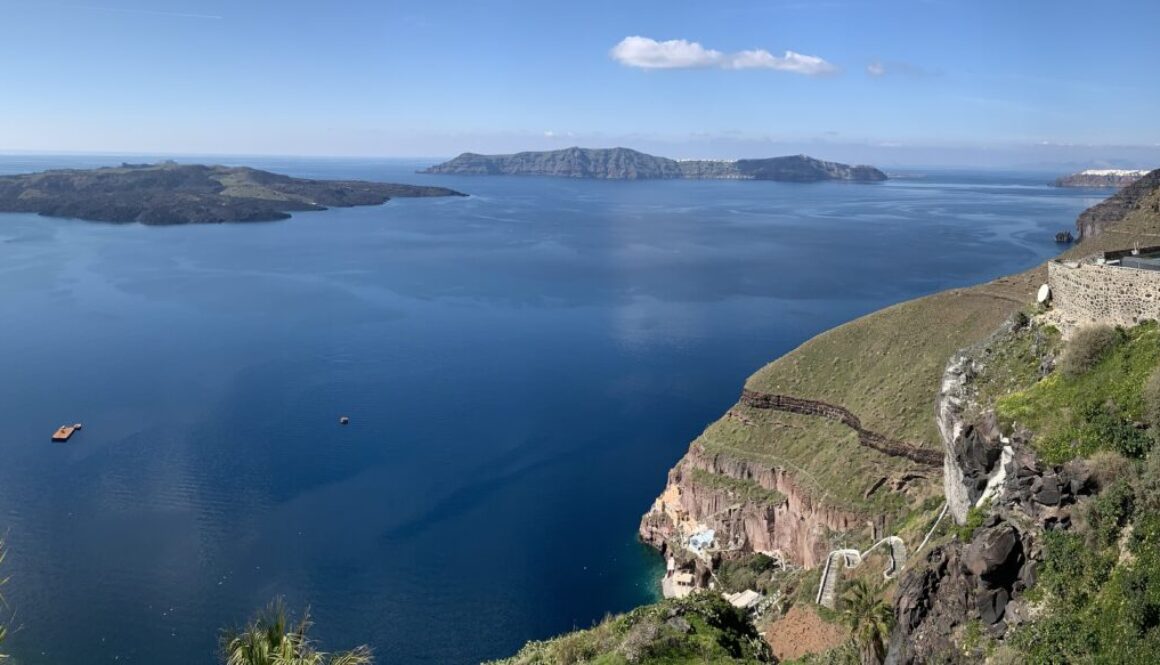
[954,500,990,542]
[1058,325,1121,378]
[967,320,1061,412]
[781,643,859,665]
[490,593,772,665]
[1001,319,1160,662]
[696,411,913,516]
[698,270,1045,519]
[839,580,893,665]
[747,280,1040,446]
[689,469,784,506]
[221,598,373,665]
[1012,471,1160,662]
[997,321,1160,463]
[716,554,781,595]
[1143,366,1160,430]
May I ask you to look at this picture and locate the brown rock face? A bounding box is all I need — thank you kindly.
[639,443,875,568]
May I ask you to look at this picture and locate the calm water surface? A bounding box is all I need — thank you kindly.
[0,155,1103,663]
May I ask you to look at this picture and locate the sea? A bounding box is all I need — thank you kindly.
[0,155,1106,664]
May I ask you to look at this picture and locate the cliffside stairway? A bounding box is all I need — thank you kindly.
[815,536,908,609]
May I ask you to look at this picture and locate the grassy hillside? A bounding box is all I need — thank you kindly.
[489,594,772,665]
[684,272,1045,516]
[999,321,1160,463]
[696,177,1160,516]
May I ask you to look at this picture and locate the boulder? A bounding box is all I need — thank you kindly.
[1033,474,1062,506]
[977,587,1010,625]
[964,524,1022,586]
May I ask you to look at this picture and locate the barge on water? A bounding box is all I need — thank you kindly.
[51,423,83,442]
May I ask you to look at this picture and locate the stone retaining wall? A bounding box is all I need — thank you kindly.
[1047,260,1160,329]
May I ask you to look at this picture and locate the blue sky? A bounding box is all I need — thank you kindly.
[2,0,1159,166]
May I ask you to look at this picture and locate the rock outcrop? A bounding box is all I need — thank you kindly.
[937,349,1004,525]
[886,443,1095,664]
[422,148,887,183]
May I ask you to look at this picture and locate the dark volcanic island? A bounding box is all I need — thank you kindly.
[0,162,465,225]
[422,147,887,182]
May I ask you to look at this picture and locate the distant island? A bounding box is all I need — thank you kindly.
[1052,168,1149,188]
[421,147,887,182]
[0,162,466,225]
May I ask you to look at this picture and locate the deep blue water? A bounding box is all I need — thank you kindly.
[0,155,1104,664]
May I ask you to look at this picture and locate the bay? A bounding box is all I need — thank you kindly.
[0,155,1103,663]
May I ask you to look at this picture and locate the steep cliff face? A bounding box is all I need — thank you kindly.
[937,351,1005,525]
[1075,168,1160,240]
[639,442,874,568]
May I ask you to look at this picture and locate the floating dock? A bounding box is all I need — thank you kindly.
[51,423,82,442]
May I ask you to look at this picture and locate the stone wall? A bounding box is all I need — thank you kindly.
[1047,260,1160,329]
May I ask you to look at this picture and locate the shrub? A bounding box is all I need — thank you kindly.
[1138,452,1160,514]
[1144,367,1160,430]
[1080,400,1152,458]
[1086,450,1134,489]
[1058,325,1121,378]
[955,500,990,542]
[1083,479,1136,548]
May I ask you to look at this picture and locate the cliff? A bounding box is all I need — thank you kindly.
[421,148,887,182]
[0,162,465,225]
[1052,168,1148,188]
[1073,168,1160,240]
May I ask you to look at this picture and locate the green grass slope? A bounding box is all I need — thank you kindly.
[489,594,772,665]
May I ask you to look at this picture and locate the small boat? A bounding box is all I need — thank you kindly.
[52,425,77,442]
[339,416,350,425]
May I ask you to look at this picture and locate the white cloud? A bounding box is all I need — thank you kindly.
[610,36,835,76]
[866,61,886,77]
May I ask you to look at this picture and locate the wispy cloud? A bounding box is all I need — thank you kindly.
[865,59,938,78]
[610,36,836,76]
[38,3,222,20]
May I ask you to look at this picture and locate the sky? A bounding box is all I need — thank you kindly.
[1,0,1159,167]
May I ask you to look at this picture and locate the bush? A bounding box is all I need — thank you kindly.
[1138,452,1160,514]
[955,500,990,542]
[1084,479,1136,548]
[1144,367,1160,430]
[717,553,779,593]
[1058,325,1121,378]
[1079,400,1152,458]
[1086,450,1134,490]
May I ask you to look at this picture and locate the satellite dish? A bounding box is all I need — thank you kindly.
[1037,284,1051,304]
